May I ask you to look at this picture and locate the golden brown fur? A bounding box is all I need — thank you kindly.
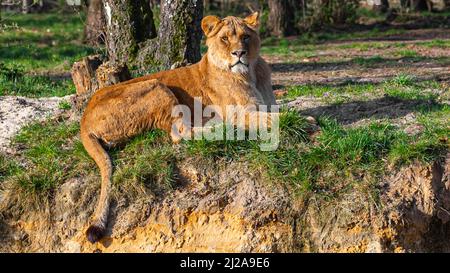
[81,12,277,243]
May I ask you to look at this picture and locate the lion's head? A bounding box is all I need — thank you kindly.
[201,12,261,74]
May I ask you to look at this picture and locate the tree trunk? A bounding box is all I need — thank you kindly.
[268,0,299,37]
[22,0,32,14]
[84,0,106,46]
[154,0,203,68]
[103,0,203,71]
[103,0,157,65]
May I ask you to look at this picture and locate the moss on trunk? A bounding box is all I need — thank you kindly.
[104,0,156,65]
[104,0,203,72]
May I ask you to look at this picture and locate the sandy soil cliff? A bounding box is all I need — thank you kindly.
[1,154,449,253]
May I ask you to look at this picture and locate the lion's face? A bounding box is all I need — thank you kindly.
[202,12,261,74]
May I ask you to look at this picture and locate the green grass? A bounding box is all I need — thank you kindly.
[58,100,72,110]
[0,63,75,96]
[6,119,177,196]
[389,73,416,86]
[0,12,97,72]
[285,83,374,100]
[389,104,449,165]
[395,49,419,58]
[336,41,391,51]
[417,39,450,49]
[282,76,445,103]
[185,109,310,159]
[261,27,407,54]
[353,55,385,66]
[260,38,317,58]
[0,12,97,97]
[112,130,177,195]
[2,102,447,201]
[0,154,21,183]
[11,121,84,192]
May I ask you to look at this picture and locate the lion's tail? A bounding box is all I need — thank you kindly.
[81,129,112,243]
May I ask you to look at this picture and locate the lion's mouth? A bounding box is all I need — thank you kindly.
[231,60,249,68]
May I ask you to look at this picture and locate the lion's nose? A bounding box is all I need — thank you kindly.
[231,50,247,58]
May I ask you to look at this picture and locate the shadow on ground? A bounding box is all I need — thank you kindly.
[270,56,450,73]
[294,96,445,125]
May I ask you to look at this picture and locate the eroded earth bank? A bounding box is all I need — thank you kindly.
[1,150,449,252]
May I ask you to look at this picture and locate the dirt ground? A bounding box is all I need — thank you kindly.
[267,28,450,87]
[0,95,73,153]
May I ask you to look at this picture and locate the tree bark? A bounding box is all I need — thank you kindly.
[154,0,203,69]
[268,0,299,37]
[103,0,157,65]
[95,61,131,89]
[71,55,131,113]
[84,0,106,46]
[103,0,203,71]
[71,55,103,96]
[22,0,32,14]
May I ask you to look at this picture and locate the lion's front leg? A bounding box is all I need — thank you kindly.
[224,108,279,132]
[246,111,279,130]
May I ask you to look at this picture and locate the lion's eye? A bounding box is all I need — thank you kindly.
[243,35,250,42]
[221,36,228,43]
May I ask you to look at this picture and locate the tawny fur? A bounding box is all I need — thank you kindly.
[81,12,277,243]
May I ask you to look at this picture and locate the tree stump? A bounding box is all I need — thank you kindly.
[96,62,131,89]
[71,55,103,96]
[70,56,131,114]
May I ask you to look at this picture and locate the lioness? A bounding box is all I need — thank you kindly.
[81,12,277,243]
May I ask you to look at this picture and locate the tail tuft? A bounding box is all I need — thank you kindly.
[86,224,106,243]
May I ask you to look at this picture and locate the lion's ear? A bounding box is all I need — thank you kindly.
[244,12,260,30]
[201,15,221,37]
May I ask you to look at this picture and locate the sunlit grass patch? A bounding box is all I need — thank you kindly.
[112,130,177,196]
[0,62,75,97]
[8,120,178,197]
[0,12,97,73]
[0,71,76,97]
[11,121,84,193]
[395,49,419,58]
[0,12,96,97]
[339,42,382,51]
[283,76,444,106]
[389,104,449,165]
[4,102,448,202]
[417,39,450,48]
[284,83,376,100]
[0,154,21,183]
[382,75,443,101]
[260,38,317,58]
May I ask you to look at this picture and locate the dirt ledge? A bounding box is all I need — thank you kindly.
[0,154,449,253]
